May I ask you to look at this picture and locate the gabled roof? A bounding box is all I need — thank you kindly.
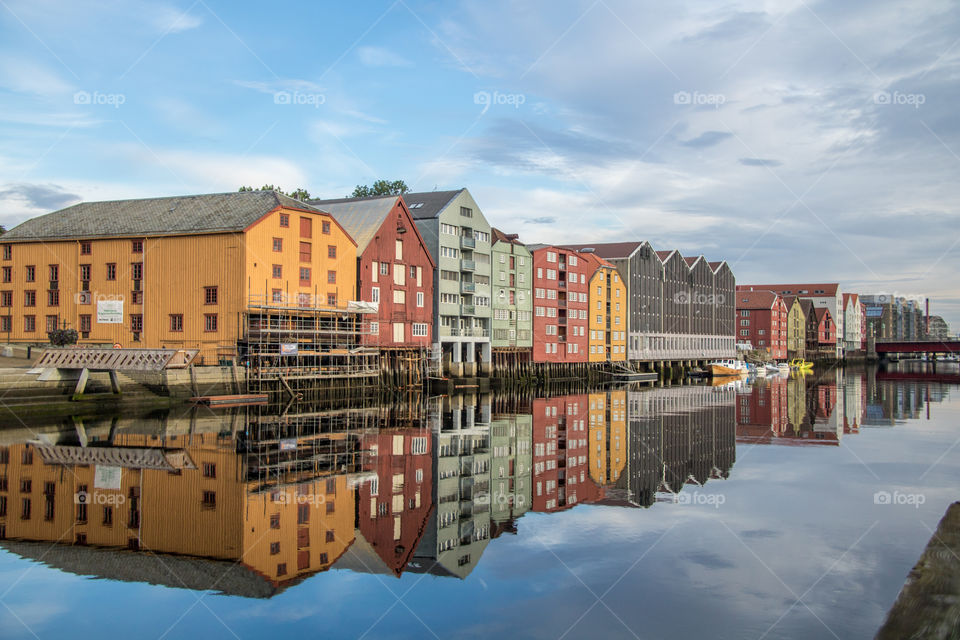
[736,290,779,310]
[562,241,646,259]
[799,298,817,317]
[738,283,840,296]
[655,250,675,261]
[1,190,326,243]
[842,292,860,308]
[491,227,524,245]
[402,189,465,220]
[814,307,833,324]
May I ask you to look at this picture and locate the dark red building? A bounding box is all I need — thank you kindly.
[356,427,434,576]
[528,245,592,363]
[735,290,788,359]
[311,195,435,349]
[811,307,837,358]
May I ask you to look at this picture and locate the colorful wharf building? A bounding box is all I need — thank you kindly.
[489,229,534,368]
[734,289,788,360]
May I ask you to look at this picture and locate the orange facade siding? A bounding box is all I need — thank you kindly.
[0,206,358,363]
[587,263,627,362]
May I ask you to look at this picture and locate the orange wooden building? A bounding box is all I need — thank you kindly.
[0,191,358,363]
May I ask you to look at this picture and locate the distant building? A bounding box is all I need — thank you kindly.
[927,315,950,340]
[811,307,837,359]
[841,293,863,355]
[735,290,788,359]
[739,283,843,358]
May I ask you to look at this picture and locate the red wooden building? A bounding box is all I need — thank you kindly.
[311,195,435,350]
[735,290,788,359]
[811,306,837,359]
[355,427,434,577]
[528,245,592,363]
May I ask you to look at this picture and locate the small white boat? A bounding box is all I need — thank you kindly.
[765,363,780,375]
[777,363,790,374]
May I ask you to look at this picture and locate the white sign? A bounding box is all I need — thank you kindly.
[94,465,123,490]
[280,439,298,451]
[280,343,298,356]
[97,299,124,324]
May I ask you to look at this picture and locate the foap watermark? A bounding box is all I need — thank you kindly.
[675,491,725,508]
[272,491,328,506]
[873,91,925,108]
[474,90,526,115]
[73,90,126,108]
[273,90,325,108]
[75,291,125,305]
[673,91,726,108]
[874,490,925,508]
[75,491,126,506]
[674,291,725,307]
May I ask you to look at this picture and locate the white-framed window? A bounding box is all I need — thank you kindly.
[380,262,390,276]
[547,289,557,300]
[371,287,380,303]
[547,269,556,280]
[417,292,424,307]
[546,251,557,263]
[569,255,577,267]
[537,267,543,279]
[536,306,545,317]
[395,239,403,260]
[499,254,506,263]
[372,261,379,282]
[412,323,428,337]
[440,246,459,259]
[440,223,458,235]
[416,266,422,286]
[370,321,379,334]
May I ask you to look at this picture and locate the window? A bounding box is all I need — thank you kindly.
[1,267,9,283]
[106,263,116,280]
[327,292,337,306]
[299,242,312,262]
[270,542,280,555]
[412,323,428,337]
[79,264,90,281]
[322,220,331,234]
[202,491,216,509]
[0,316,10,332]
[299,267,310,285]
[79,315,91,333]
[132,240,143,253]
[130,314,142,333]
[204,286,218,305]
[270,514,280,529]
[380,262,390,276]
[277,563,287,576]
[272,289,283,303]
[300,217,312,238]
[23,315,35,332]
[49,264,59,282]
[130,290,142,305]
[25,265,34,282]
[395,239,403,260]
[279,213,289,227]
[169,314,183,332]
[202,463,216,478]
[272,264,282,278]
[327,270,336,284]
[460,206,473,218]
[102,505,113,526]
[47,290,59,306]
[45,315,58,332]
[204,314,218,332]
[371,287,380,303]
[393,289,405,304]
[417,292,424,307]
[1,245,9,260]
[0,291,9,307]
[327,245,336,259]
[273,237,283,252]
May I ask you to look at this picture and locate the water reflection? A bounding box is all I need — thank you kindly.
[0,368,951,596]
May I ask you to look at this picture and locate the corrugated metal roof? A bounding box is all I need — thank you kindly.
[308,196,399,253]
[0,190,322,242]
[738,283,840,296]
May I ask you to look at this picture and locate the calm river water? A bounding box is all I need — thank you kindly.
[0,364,957,639]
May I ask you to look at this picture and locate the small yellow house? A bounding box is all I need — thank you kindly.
[0,191,357,363]
[783,296,806,360]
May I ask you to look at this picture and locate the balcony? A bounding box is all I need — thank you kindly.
[461,281,476,293]
[461,259,476,272]
[461,235,476,249]
[461,304,476,316]
[558,280,566,288]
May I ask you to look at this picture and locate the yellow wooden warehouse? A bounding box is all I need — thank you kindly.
[0,191,358,364]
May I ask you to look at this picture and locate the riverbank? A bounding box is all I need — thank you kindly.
[876,501,960,640]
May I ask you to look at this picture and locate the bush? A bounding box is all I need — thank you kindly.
[48,328,79,346]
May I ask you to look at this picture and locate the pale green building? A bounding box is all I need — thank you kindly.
[490,229,533,352]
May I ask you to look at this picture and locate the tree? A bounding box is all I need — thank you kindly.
[48,328,78,346]
[238,185,312,201]
[350,179,409,198]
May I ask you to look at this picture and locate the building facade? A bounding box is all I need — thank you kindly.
[741,284,843,358]
[735,290,788,360]
[408,189,492,377]
[309,195,435,349]
[579,252,627,362]
[782,296,806,360]
[0,191,357,363]
[489,229,533,352]
[529,245,592,363]
[841,293,863,355]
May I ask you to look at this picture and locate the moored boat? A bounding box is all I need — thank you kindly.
[709,359,748,377]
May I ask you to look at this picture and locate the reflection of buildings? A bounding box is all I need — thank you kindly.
[488,411,532,537]
[736,372,845,446]
[0,405,379,597]
[408,394,492,579]
[588,391,627,486]
[610,385,736,508]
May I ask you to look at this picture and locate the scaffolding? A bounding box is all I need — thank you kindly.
[240,294,381,398]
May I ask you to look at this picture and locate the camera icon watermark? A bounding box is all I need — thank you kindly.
[74,291,125,305]
[873,91,925,109]
[676,491,725,508]
[73,90,126,108]
[75,491,126,506]
[673,91,726,108]
[273,91,325,108]
[874,490,925,508]
[673,290,725,306]
[474,90,526,115]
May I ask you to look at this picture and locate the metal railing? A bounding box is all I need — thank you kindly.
[461,259,476,271]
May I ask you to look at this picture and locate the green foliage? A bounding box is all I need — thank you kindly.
[48,328,79,346]
[350,179,409,198]
[238,185,312,201]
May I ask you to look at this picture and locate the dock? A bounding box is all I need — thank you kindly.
[190,394,268,407]
[876,501,960,639]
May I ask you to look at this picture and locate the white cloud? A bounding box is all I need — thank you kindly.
[0,57,75,97]
[356,46,413,68]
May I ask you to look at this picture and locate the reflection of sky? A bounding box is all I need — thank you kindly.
[2,388,958,639]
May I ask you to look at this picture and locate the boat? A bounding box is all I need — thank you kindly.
[753,365,766,378]
[764,363,781,375]
[777,363,791,374]
[789,358,813,371]
[709,359,748,377]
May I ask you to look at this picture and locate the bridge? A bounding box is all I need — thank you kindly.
[873,340,960,355]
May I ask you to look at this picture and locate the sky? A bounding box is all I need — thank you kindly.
[0,0,958,328]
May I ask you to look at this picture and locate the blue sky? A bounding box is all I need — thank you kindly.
[1,0,959,326]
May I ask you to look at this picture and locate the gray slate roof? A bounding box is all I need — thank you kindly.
[308,196,398,253]
[402,189,464,220]
[1,191,322,242]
